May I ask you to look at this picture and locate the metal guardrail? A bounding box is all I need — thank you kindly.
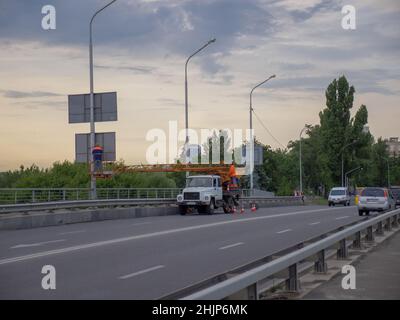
[0,195,304,214]
[0,198,177,214]
[0,188,183,205]
[180,208,400,300]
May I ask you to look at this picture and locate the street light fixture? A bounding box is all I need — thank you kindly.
[379,156,391,188]
[249,74,276,191]
[345,166,363,188]
[184,38,216,167]
[340,124,369,187]
[89,0,117,199]
[340,140,358,187]
[299,126,307,193]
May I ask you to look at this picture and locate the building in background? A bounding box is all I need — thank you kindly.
[385,137,400,157]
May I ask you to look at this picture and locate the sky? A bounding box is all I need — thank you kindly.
[0,0,399,171]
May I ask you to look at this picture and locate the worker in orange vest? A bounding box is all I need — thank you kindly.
[92,145,104,172]
[229,162,239,188]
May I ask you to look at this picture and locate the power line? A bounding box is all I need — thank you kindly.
[252,109,287,150]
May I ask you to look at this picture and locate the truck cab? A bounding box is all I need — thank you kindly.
[176,175,239,215]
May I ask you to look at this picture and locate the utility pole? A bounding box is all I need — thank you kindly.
[89,0,117,199]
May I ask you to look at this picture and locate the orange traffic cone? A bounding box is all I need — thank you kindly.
[251,203,257,212]
[232,206,237,214]
[240,207,245,214]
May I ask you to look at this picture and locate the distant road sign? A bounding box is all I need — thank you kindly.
[242,144,263,165]
[68,92,117,123]
[75,132,116,163]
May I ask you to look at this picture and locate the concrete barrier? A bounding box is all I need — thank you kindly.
[0,197,307,230]
[0,206,178,230]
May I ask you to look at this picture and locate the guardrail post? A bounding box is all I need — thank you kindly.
[376,221,384,235]
[314,250,327,273]
[366,226,374,242]
[392,215,398,228]
[285,264,300,292]
[62,190,66,201]
[384,217,392,231]
[32,190,36,203]
[337,239,348,259]
[14,191,17,204]
[246,283,258,300]
[352,231,362,249]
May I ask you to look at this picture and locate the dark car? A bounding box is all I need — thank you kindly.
[390,187,400,208]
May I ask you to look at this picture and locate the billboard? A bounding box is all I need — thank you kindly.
[242,144,264,165]
[75,132,116,163]
[68,92,117,123]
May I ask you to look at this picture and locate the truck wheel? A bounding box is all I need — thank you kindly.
[358,210,363,216]
[206,199,215,215]
[179,205,187,215]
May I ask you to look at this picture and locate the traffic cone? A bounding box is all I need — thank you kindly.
[240,207,245,214]
[251,203,257,212]
[232,206,237,214]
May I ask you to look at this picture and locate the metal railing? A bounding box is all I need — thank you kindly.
[179,208,400,300]
[0,188,183,205]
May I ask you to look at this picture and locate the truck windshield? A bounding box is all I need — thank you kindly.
[330,190,345,196]
[186,177,213,188]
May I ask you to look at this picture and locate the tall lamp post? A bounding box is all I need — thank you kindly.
[380,157,390,188]
[299,126,307,194]
[340,140,358,187]
[184,38,216,169]
[345,166,362,188]
[249,74,276,191]
[89,0,117,199]
[340,124,369,187]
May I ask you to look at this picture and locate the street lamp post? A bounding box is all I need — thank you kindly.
[249,74,276,191]
[340,125,369,187]
[184,38,216,168]
[299,126,307,194]
[380,157,390,188]
[89,0,117,199]
[345,166,362,188]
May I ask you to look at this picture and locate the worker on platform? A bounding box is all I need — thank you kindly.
[229,162,239,188]
[92,144,104,172]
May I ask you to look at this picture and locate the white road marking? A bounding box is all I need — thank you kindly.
[276,229,292,234]
[119,265,164,280]
[309,221,321,225]
[219,242,244,250]
[0,206,354,265]
[59,230,85,235]
[335,216,350,220]
[10,239,66,249]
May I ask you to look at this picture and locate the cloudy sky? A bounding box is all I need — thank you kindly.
[0,0,399,170]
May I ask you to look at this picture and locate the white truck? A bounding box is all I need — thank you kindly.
[176,175,241,215]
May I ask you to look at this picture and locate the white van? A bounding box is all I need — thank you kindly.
[328,187,351,206]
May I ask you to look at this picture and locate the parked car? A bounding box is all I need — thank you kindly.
[328,187,351,206]
[358,187,395,216]
[390,187,400,208]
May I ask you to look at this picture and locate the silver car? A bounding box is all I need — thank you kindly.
[328,187,351,206]
[358,187,395,216]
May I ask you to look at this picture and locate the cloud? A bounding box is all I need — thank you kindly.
[94,64,155,74]
[1,90,62,99]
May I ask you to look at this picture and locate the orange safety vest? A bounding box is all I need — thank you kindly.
[229,164,237,177]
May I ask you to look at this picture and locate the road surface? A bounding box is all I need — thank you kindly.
[0,205,365,299]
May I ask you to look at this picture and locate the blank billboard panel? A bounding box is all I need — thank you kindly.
[68,92,117,123]
[75,132,116,163]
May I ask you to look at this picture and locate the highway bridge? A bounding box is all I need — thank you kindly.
[1,202,399,299]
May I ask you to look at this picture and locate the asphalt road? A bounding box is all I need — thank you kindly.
[0,204,366,299]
